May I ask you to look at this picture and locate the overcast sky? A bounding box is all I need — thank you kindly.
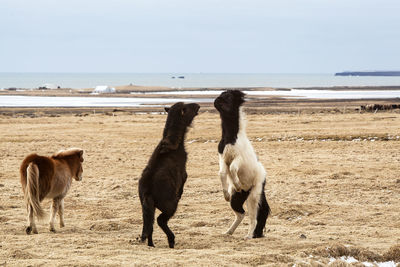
[1,0,399,73]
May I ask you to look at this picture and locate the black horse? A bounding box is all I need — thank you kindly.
[138,102,200,248]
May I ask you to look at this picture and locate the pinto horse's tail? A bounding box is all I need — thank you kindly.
[25,163,45,219]
[253,180,271,238]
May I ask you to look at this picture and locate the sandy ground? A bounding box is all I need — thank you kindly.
[1,108,400,266]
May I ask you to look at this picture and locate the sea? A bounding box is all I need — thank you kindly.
[1,73,400,89]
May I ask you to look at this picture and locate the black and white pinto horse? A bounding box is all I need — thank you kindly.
[214,90,270,239]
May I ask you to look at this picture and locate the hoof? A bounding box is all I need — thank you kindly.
[243,235,253,240]
[49,227,56,233]
[224,230,233,235]
[223,190,231,202]
[233,183,243,192]
[168,235,175,248]
[60,222,65,228]
[27,227,38,234]
[26,226,32,235]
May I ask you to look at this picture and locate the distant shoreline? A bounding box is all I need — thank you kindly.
[335,71,400,76]
[1,85,400,115]
[2,85,400,98]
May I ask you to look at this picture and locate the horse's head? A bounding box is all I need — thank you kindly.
[160,102,200,153]
[75,149,84,181]
[214,90,245,116]
[52,148,84,181]
[164,102,200,128]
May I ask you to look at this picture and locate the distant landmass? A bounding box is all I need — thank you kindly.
[335,71,400,76]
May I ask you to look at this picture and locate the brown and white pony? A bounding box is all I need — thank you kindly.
[20,148,84,234]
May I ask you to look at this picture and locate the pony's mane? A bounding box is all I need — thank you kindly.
[238,106,247,133]
[52,148,83,158]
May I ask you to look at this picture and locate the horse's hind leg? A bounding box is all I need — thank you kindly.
[140,196,155,247]
[225,189,250,235]
[245,189,260,239]
[26,205,38,234]
[253,181,270,238]
[157,203,177,248]
[49,198,60,232]
[58,198,65,228]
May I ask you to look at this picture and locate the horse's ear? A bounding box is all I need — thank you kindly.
[164,107,170,113]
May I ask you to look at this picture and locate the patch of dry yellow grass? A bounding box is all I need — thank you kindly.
[0,111,399,266]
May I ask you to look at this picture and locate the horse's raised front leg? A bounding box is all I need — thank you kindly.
[49,198,60,232]
[218,155,230,201]
[229,157,243,192]
[26,205,38,234]
[58,198,65,228]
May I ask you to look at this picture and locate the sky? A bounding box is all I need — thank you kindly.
[0,0,399,73]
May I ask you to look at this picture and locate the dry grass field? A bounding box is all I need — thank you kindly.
[1,108,400,266]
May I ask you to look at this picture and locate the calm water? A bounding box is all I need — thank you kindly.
[2,73,400,89]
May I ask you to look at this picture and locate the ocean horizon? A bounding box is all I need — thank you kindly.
[2,73,400,89]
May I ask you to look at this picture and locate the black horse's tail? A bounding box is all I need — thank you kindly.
[138,175,155,246]
[253,180,271,238]
[139,195,155,246]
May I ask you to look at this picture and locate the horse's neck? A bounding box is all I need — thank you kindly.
[237,108,247,137]
[46,158,74,198]
[221,107,247,142]
[164,128,187,149]
[57,158,78,180]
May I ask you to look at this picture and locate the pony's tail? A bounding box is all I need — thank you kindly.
[25,163,45,219]
[253,180,271,238]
